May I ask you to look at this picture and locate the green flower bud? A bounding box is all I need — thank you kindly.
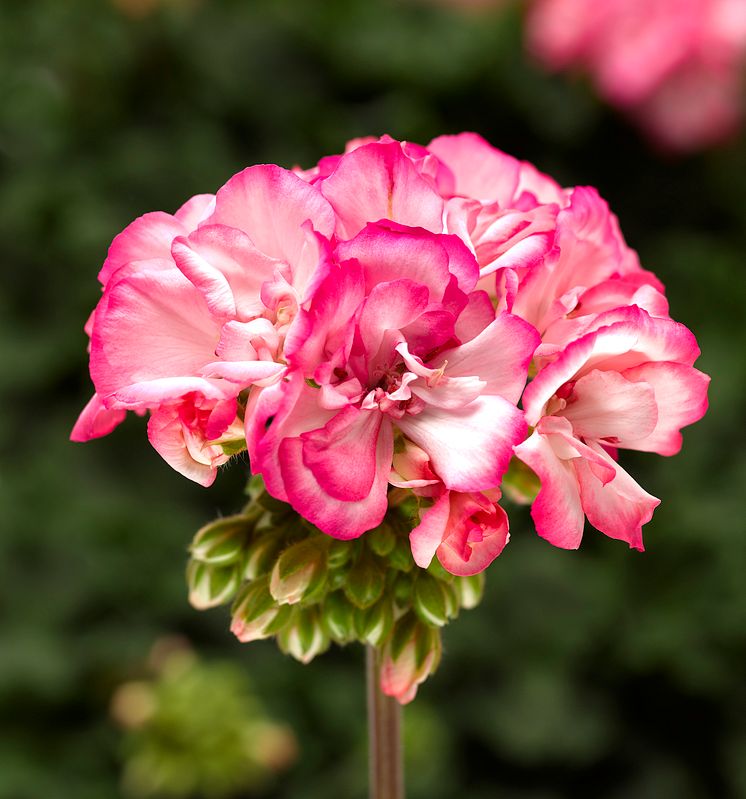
[230,577,282,642]
[277,608,329,664]
[354,599,394,648]
[412,573,450,627]
[189,516,250,566]
[453,573,485,610]
[270,537,329,605]
[380,613,442,704]
[320,591,356,643]
[501,456,541,505]
[344,554,385,609]
[244,534,285,581]
[187,560,241,610]
[367,524,396,557]
[327,539,355,570]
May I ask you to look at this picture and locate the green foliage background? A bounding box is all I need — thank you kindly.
[1,1,745,797]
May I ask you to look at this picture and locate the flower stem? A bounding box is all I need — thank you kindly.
[366,644,404,799]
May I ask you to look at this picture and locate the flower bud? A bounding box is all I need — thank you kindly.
[230,577,287,643]
[270,538,328,605]
[277,608,329,664]
[244,534,285,581]
[453,573,485,610]
[186,560,241,610]
[380,613,442,704]
[320,591,356,643]
[412,573,450,627]
[501,457,541,505]
[344,554,385,609]
[354,599,394,648]
[189,516,250,566]
[367,523,396,557]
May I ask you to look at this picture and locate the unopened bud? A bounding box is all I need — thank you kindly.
[230,577,283,643]
[380,613,442,704]
[277,608,329,664]
[270,537,328,605]
[189,516,250,566]
[367,524,396,557]
[244,534,285,580]
[453,573,485,610]
[501,457,541,505]
[413,573,450,627]
[344,554,385,609]
[354,599,394,648]
[321,590,356,643]
[187,560,241,610]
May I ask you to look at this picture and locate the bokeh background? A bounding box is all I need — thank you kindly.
[2,1,745,797]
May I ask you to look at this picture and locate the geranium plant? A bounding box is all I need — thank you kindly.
[73,133,709,798]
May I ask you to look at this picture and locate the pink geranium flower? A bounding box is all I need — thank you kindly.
[247,219,539,541]
[515,306,710,549]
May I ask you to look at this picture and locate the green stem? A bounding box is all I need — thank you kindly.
[366,645,404,799]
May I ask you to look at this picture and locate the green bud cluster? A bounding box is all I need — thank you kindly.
[186,477,486,684]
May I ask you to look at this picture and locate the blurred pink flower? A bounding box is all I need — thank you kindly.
[528,0,746,151]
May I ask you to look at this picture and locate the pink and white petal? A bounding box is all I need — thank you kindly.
[513,428,586,549]
[523,307,701,425]
[110,376,236,407]
[411,374,486,410]
[321,141,444,238]
[435,313,540,403]
[174,193,215,228]
[172,225,280,320]
[215,318,279,362]
[70,393,126,441]
[283,259,365,374]
[560,368,659,444]
[301,406,384,502]
[90,266,221,398]
[396,395,526,492]
[249,376,337,501]
[337,223,452,302]
[207,165,336,267]
[454,290,497,343]
[359,280,430,364]
[200,360,286,385]
[280,418,393,539]
[619,362,710,455]
[409,491,451,568]
[147,406,222,487]
[99,212,186,285]
[427,133,521,205]
[575,441,660,551]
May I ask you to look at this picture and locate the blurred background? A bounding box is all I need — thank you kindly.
[1,0,745,797]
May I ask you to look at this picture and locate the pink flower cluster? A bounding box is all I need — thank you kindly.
[527,0,746,151]
[73,133,708,576]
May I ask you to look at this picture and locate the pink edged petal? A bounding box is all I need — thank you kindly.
[90,265,221,398]
[215,318,279,362]
[513,427,586,549]
[522,307,701,425]
[396,395,526,492]
[321,141,444,238]
[435,312,540,403]
[427,132,521,205]
[280,417,393,539]
[70,393,126,441]
[301,406,384,501]
[248,375,337,501]
[436,492,510,576]
[207,164,336,267]
[99,212,186,286]
[147,405,225,487]
[619,362,710,455]
[575,441,660,551]
[409,491,451,568]
[110,376,236,407]
[172,225,280,320]
[200,360,286,385]
[337,223,453,303]
[454,290,497,343]
[283,257,365,374]
[174,193,215,228]
[559,368,659,445]
[359,280,430,364]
